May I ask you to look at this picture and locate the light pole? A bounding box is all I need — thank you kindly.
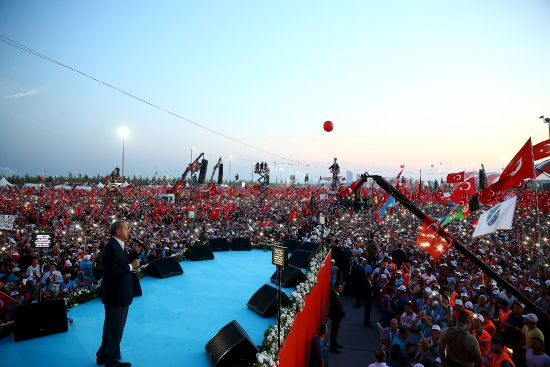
[191,147,196,163]
[118,127,129,179]
[540,115,550,138]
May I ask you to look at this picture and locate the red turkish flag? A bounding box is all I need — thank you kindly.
[449,177,476,203]
[478,186,502,205]
[0,291,19,310]
[209,207,221,220]
[446,171,465,184]
[229,186,237,196]
[491,138,535,191]
[533,139,550,161]
[415,218,454,261]
[210,184,217,196]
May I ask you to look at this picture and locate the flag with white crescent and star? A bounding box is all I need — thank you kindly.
[446,171,465,184]
[416,218,454,261]
[533,139,550,161]
[489,138,535,192]
[449,177,476,204]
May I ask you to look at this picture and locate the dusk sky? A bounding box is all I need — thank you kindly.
[1,0,549,182]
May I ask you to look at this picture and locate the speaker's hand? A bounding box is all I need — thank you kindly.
[131,259,140,270]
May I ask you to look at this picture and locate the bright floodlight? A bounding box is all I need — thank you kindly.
[118,127,129,139]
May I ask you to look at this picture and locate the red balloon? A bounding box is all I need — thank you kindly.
[323,120,333,132]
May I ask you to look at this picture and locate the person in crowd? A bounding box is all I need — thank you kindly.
[526,337,550,367]
[389,327,408,367]
[368,350,388,367]
[41,263,63,286]
[329,282,346,353]
[381,318,400,352]
[486,338,514,367]
[79,254,94,279]
[439,311,482,367]
[309,323,328,367]
[522,313,545,348]
[26,257,41,281]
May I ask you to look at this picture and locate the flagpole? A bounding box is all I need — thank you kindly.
[534,179,542,260]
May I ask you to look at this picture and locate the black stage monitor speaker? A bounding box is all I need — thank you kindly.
[198,159,208,184]
[132,272,142,297]
[247,284,290,317]
[288,249,315,268]
[217,164,223,185]
[270,265,306,288]
[148,257,184,278]
[231,237,252,251]
[301,242,321,253]
[205,320,258,367]
[209,238,230,252]
[188,244,215,261]
[14,299,68,342]
[282,239,302,253]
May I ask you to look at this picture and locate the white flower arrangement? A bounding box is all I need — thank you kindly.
[253,249,327,367]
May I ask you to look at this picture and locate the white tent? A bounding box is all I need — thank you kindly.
[96,182,105,189]
[54,184,73,190]
[121,181,129,188]
[75,185,92,191]
[166,183,172,188]
[0,177,14,187]
[23,183,44,188]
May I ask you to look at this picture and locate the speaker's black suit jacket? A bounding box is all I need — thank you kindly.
[101,237,133,307]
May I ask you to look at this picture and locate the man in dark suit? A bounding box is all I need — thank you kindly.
[329,282,346,353]
[364,273,374,327]
[96,220,140,367]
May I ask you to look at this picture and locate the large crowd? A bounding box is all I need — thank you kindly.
[1,179,550,367]
[327,188,550,367]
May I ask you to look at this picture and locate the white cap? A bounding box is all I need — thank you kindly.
[460,292,468,297]
[431,325,441,331]
[523,313,538,323]
[474,314,484,323]
[465,301,473,309]
[380,274,387,279]
[398,285,407,291]
[545,280,550,287]
[396,270,402,274]
[454,299,463,306]
[83,255,91,261]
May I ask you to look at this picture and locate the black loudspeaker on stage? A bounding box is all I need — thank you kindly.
[205,320,258,367]
[301,242,321,253]
[208,238,230,252]
[198,159,208,184]
[147,257,184,278]
[14,299,68,342]
[217,164,223,185]
[230,237,252,251]
[282,239,302,253]
[247,284,290,317]
[288,249,315,268]
[188,245,215,261]
[270,265,306,288]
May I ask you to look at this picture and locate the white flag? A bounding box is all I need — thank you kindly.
[473,196,517,238]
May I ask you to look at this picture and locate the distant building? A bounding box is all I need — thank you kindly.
[346,171,353,183]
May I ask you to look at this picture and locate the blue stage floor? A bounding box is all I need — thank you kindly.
[1,250,292,367]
